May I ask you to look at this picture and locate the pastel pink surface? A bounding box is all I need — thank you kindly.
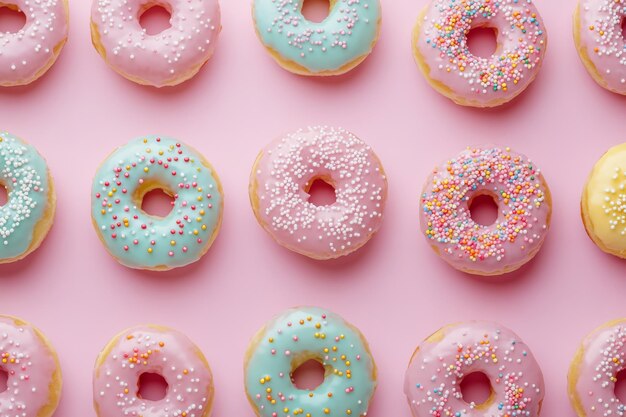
[0,1,623,417]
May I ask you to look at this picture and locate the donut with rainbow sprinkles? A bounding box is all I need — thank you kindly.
[419,146,552,276]
[412,0,548,107]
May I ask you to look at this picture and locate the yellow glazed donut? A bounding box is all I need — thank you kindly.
[412,0,548,107]
[0,315,62,417]
[582,143,626,257]
[252,0,382,76]
[0,132,56,263]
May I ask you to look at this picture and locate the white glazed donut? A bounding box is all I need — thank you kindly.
[91,0,221,87]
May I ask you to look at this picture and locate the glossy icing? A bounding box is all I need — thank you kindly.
[575,0,626,94]
[252,0,381,74]
[93,325,213,417]
[413,0,547,106]
[91,0,221,87]
[0,315,62,417]
[0,0,69,86]
[581,143,626,257]
[91,136,223,270]
[0,132,53,261]
[568,319,626,417]
[419,146,551,275]
[404,322,544,417]
[249,126,387,260]
[244,307,377,417]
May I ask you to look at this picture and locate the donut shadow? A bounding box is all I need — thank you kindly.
[288,39,383,89]
[109,44,222,97]
[418,57,546,118]
[0,228,55,280]
[294,223,388,275]
[452,234,552,285]
[0,52,67,96]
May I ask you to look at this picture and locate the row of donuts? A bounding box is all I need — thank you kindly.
[2,128,626,275]
[2,0,624,105]
[4,307,626,417]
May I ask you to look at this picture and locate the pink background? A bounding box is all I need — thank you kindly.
[0,0,624,415]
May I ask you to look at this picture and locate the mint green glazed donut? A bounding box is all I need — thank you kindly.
[91,136,224,271]
[244,307,377,417]
[252,0,382,75]
[0,132,55,263]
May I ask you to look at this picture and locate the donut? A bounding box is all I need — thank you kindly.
[0,315,62,417]
[412,0,548,107]
[244,306,377,417]
[93,325,214,417]
[91,135,224,271]
[419,146,552,276]
[404,322,545,417]
[90,0,221,87]
[249,126,388,260]
[574,0,626,94]
[581,143,626,258]
[252,0,382,76]
[568,319,626,417]
[0,132,56,263]
[0,0,69,87]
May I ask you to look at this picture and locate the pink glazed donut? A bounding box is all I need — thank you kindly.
[568,319,626,417]
[0,315,62,417]
[93,325,214,417]
[90,0,221,87]
[404,322,545,417]
[419,146,552,276]
[412,0,547,107]
[574,0,626,94]
[0,0,69,87]
[249,126,388,260]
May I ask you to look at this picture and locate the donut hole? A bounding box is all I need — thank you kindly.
[469,194,499,226]
[0,184,7,207]
[141,188,175,218]
[291,359,326,390]
[615,369,626,403]
[301,0,331,23]
[137,372,168,401]
[621,17,626,40]
[306,178,336,206]
[139,4,172,36]
[0,369,7,393]
[467,27,498,58]
[0,5,26,34]
[460,372,492,405]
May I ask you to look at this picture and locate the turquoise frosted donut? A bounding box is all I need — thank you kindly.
[91,136,224,271]
[0,132,55,263]
[244,307,377,417]
[252,0,382,75]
